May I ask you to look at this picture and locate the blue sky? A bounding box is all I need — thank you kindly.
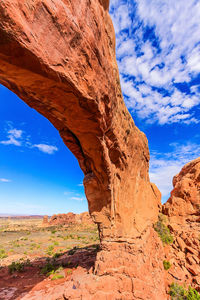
[0,0,200,215]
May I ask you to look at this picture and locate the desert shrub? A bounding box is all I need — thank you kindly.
[66,269,72,275]
[163,260,171,270]
[46,245,54,256]
[169,283,200,300]
[51,274,64,280]
[53,252,62,259]
[41,262,56,275]
[187,287,200,300]
[154,214,173,245]
[8,259,30,273]
[41,263,63,277]
[68,247,78,255]
[0,249,7,259]
[51,230,56,234]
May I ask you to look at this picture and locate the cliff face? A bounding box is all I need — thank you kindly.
[0,0,165,298]
[163,158,200,293]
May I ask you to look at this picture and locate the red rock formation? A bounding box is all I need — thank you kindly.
[76,212,94,225]
[163,157,200,219]
[49,213,76,226]
[0,0,160,241]
[42,215,49,226]
[0,0,165,298]
[163,157,200,292]
[48,212,93,226]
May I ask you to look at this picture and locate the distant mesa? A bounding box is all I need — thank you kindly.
[42,212,93,227]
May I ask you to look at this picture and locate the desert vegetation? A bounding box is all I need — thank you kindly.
[154,213,174,245]
[169,283,200,300]
[0,216,99,299]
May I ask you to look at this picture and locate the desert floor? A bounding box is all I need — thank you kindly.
[0,217,99,299]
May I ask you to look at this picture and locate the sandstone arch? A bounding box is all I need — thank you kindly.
[0,0,160,241]
[0,1,167,298]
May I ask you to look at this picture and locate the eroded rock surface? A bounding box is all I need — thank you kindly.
[163,158,200,292]
[0,0,165,298]
[0,0,159,241]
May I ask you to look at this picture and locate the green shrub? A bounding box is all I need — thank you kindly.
[41,262,63,277]
[154,214,173,245]
[187,287,200,300]
[8,259,30,274]
[53,252,62,259]
[41,262,56,275]
[51,274,64,280]
[169,283,200,300]
[163,260,171,270]
[0,249,7,259]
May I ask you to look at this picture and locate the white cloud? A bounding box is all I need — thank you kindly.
[149,142,200,200]
[0,129,23,146]
[70,196,85,202]
[32,144,58,154]
[64,190,86,202]
[0,126,59,154]
[0,178,11,183]
[110,0,200,124]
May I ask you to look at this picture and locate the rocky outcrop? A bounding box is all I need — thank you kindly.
[49,213,77,226]
[48,212,93,226]
[163,157,200,292]
[163,157,200,219]
[0,0,165,298]
[42,215,49,227]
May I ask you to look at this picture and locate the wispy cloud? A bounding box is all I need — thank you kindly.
[0,125,58,155]
[32,144,58,154]
[0,129,23,146]
[149,142,200,200]
[110,0,200,125]
[70,196,85,202]
[64,190,86,202]
[0,178,12,183]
